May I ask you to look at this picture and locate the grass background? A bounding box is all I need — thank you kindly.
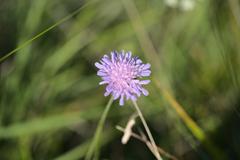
[0,0,240,159]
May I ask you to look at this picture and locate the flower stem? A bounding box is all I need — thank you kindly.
[85,96,114,160]
[132,100,162,160]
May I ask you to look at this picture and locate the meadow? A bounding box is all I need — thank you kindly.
[0,0,240,159]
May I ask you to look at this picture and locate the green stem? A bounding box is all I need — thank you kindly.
[85,96,114,160]
[132,100,162,160]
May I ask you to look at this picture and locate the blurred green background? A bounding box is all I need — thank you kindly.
[0,0,240,159]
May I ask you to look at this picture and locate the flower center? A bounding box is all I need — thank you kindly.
[110,64,135,89]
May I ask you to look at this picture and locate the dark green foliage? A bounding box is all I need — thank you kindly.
[0,0,240,159]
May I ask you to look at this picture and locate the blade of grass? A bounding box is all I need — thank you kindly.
[16,0,48,67]
[42,29,95,75]
[85,96,114,160]
[0,0,96,63]
[155,81,227,160]
[54,130,114,160]
[0,104,107,139]
[121,0,161,70]
[121,0,226,159]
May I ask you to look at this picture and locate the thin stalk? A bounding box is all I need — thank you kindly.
[85,96,114,160]
[0,0,96,63]
[122,0,226,158]
[132,100,162,160]
[156,83,226,160]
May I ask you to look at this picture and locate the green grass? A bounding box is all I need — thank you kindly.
[0,0,240,159]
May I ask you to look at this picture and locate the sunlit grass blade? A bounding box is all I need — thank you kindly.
[0,0,95,63]
[42,29,95,74]
[154,80,226,160]
[16,0,48,67]
[0,106,105,139]
[121,0,227,159]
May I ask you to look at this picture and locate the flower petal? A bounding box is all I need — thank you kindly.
[97,71,107,76]
[141,88,149,96]
[104,91,110,97]
[139,80,150,85]
[95,62,104,69]
[140,70,151,76]
[142,63,151,70]
[99,81,108,85]
[113,92,120,100]
[119,94,124,106]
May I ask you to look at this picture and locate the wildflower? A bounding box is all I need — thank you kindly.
[95,51,151,106]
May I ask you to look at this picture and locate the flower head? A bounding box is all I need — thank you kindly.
[95,51,151,106]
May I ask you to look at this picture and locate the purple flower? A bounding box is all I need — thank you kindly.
[95,51,151,106]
